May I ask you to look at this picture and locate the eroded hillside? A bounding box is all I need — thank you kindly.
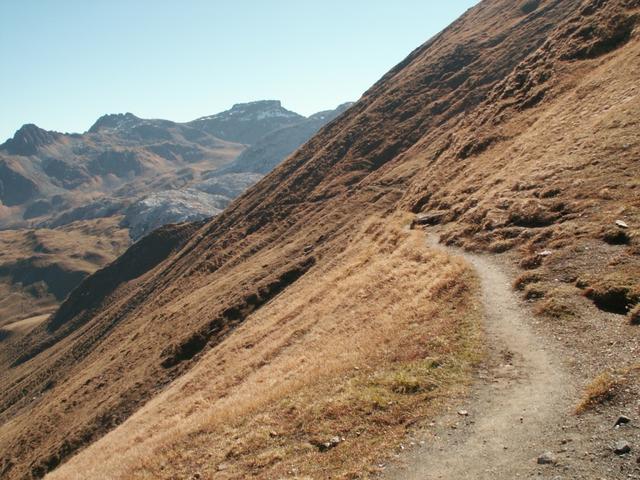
[1,0,639,478]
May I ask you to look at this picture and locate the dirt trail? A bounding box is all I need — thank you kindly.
[382,237,576,479]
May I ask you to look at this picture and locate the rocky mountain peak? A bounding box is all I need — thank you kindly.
[188,100,306,144]
[1,124,61,156]
[198,100,303,123]
[230,100,283,111]
[88,112,142,133]
[308,102,354,121]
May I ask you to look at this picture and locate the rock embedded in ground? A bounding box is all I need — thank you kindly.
[613,441,631,455]
[318,436,342,452]
[615,220,629,229]
[614,415,631,427]
[411,211,446,228]
[537,451,556,465]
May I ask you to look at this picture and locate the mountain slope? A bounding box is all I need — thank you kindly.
[0,103,349,333]
[215,102,355,175]
[1,0,639,478]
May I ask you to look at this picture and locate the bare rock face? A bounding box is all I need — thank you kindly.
[88,112,142,133]
[194,173,264,198]
[0,101,350,235]
[121,189,229,241]
[187,100,305,145]
[216,102,354,175]
[1,124,60,156]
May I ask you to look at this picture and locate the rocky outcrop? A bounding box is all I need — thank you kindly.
[187,100,305,144]
[121,189,228,240]
[87,150,145,178]
[88,112,142,133]
[216,103,353,175]
[194,172,264,198]
[0,101,347,230]
[1,125,60,156]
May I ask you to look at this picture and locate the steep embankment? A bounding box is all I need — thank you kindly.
[1,0,639,478]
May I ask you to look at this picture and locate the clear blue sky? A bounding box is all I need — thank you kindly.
[0,1,478,142]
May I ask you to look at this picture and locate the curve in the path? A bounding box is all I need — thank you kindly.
[383,239,574,479]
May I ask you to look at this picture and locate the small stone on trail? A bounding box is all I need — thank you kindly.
[537,452,556,465]
[614,415,631,427]
[614,441,631,455]
[615,220,629,229]
[458,410,469,417]
[537,250,553,257]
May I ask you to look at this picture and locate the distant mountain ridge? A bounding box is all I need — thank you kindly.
[0,100,351,331]
[216,102,354,175]
[187,100,304,144]
[0,100,352,234]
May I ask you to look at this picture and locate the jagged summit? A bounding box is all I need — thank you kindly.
[1,124,61,156]
[88,112,142,133]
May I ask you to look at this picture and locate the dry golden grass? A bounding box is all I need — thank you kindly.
[575,372,622,414]
[1,314,49,335]
[530,284,578,320]
[47,216,483,480]
[575,364,640,414]
[407,14,640,326]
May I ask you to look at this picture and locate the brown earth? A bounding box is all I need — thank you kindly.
[0,218,130,328]
[1,0,639,478]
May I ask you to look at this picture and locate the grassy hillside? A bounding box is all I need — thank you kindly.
[0,0,638,478]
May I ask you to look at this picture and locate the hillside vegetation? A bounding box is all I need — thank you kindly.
[0,0,639,478]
